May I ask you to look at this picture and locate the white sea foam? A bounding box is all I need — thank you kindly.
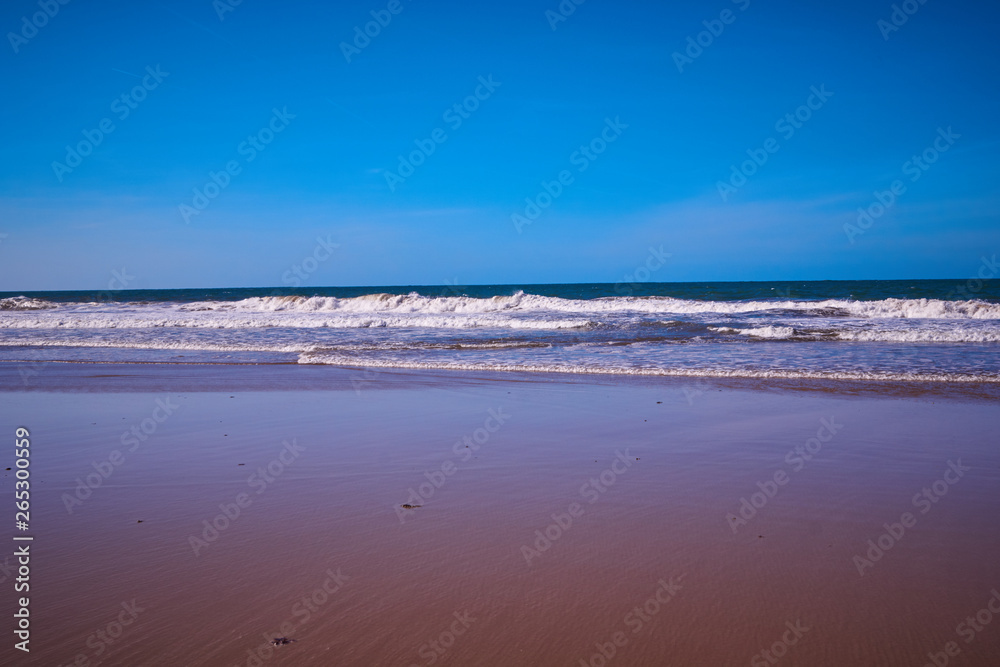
[709,325,797,338]
[706,323,1000,343]
[173,292,1000,319]
[833,329,1000,343]
[0,310,593,330]
[295,353,1000,383]
[0,296,57,311]
[3,292,999,329]
[736,326,797,339]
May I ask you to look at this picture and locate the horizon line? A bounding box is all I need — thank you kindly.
[0,276,980,295]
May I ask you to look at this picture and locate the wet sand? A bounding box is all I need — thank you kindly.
[2,363,1000,666]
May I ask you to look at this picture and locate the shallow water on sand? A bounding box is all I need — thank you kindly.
[2,366,999,665]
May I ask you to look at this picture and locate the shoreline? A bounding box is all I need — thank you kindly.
[4,359,1000,402]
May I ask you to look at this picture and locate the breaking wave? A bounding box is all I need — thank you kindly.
[0,297,57,311]
[174,292,1000,319]
[296,353,1000,384]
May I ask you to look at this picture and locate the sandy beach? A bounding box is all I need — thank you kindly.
[5,0,1000,663]
[2,362,998,666]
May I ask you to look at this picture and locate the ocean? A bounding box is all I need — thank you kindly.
[2,279,999,383]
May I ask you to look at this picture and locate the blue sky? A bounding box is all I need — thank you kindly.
[1,0,998,290]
